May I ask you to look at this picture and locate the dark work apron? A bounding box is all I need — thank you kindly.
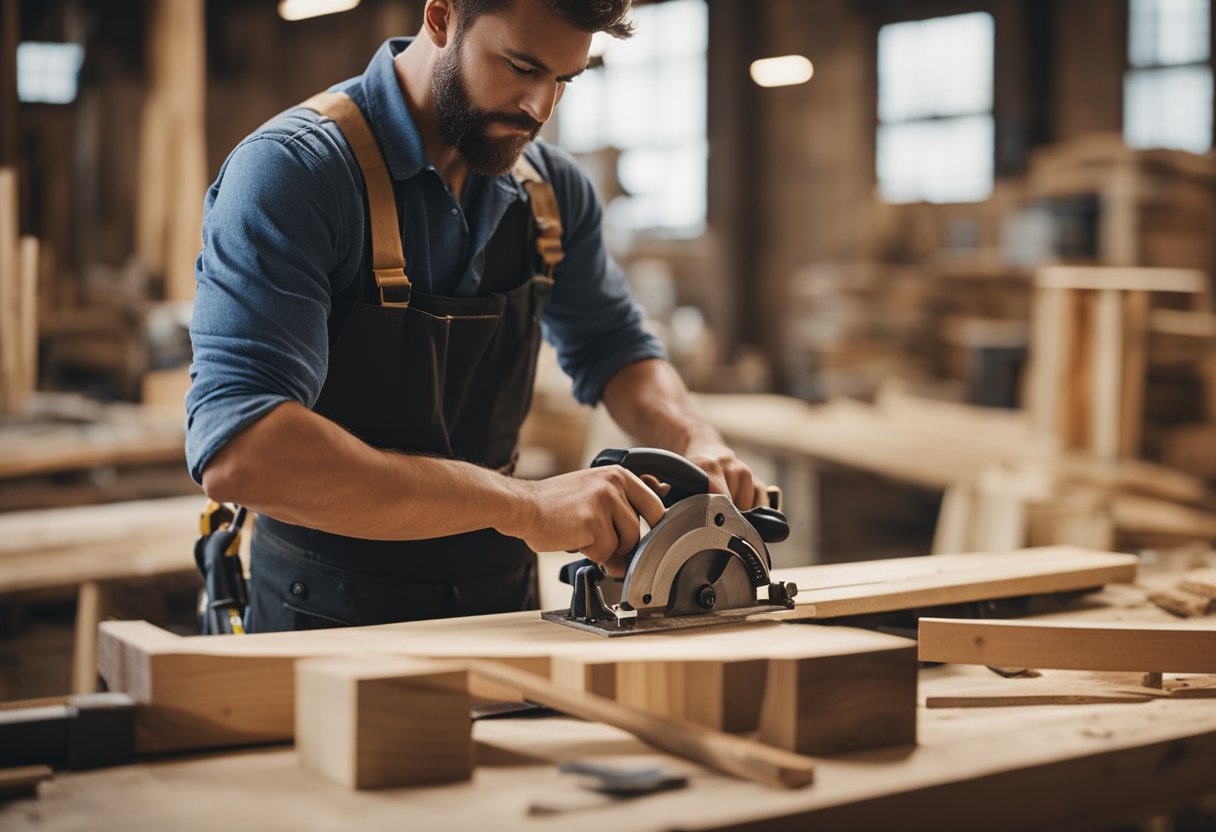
[246,91,564,632]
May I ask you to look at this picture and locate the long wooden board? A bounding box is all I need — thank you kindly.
[918,618,1216,673]
[774,546,1137,618]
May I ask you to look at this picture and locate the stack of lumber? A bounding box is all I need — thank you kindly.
[700,383,1216,554]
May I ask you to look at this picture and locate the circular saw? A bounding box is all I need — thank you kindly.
[542,448,798,637]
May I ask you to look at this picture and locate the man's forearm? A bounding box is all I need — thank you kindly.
[600,358,722,454]
[200,401,531,541]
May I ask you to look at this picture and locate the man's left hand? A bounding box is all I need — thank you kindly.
[683,440,763,510]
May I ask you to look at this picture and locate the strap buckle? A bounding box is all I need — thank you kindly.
[375,267,412,308]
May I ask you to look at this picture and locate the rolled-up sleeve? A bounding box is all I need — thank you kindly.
[537,147,668,405]
[186,133,353,483]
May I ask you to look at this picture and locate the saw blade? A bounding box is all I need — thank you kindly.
[664,549,757,616]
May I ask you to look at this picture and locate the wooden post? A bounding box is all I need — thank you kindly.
[137,0,207,302]
[0,167,17,412]
[1090,288,1123,461]
[72,581,105,694]
[1119,289,1149,457]
[17,235,36,401]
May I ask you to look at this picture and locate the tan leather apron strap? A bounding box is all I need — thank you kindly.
[512,155,564,278]
[301,91,412,308]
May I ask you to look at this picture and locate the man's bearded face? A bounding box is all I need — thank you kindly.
[432,34,542,176]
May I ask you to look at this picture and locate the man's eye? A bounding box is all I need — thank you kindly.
[506,60,534,75]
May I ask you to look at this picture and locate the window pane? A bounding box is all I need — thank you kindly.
[878,12,994,123]
[16,42,85,104]
[1125,65,1214,152]
[556,0,707,234]
[877,115,994,204]
[1129,0,1210,68]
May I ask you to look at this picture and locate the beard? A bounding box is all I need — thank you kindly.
[432,41,541,176]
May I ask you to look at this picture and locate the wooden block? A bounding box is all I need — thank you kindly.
[919,618,1216,674]
[295,655,472,790]
[0,765,52,800]
[1146,587,1214,618]
[1090,288,1123,461]
[613,658,766,733]
[758,631,918,755]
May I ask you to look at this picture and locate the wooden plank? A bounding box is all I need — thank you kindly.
[918,618,1216,673]
[295,656,472,790]
[1119,290,1148,457]
[469,660,817,789]
[1111,494,1216,539]
[1037,266,1207,293]
[926,681,1157,708]
[776,546,1137,619]
[0,765,52,799]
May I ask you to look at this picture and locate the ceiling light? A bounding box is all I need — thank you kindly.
[278,0,361,22]
[749,55,814,88]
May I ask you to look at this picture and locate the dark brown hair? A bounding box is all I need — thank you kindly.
[454,0,635,39]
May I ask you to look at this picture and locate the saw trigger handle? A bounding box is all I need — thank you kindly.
[591,447,710,508]
[741,505,790,543]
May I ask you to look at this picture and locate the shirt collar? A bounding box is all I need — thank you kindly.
[356,37,529,202]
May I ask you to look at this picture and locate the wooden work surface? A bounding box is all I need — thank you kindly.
[5,661,1215,831]
[10,583,1216,829]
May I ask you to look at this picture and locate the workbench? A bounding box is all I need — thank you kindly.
[4,581,1215,831]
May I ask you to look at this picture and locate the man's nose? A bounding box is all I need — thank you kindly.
[521,82,560,125]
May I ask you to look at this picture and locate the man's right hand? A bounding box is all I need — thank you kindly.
[502,466,666,577]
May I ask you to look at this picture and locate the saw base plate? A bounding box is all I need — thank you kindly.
[540,603,793,637]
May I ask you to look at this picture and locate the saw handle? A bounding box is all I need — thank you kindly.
[741,505,790,544]
[591,447,710,508]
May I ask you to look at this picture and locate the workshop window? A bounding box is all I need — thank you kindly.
[556,0,707,236]
[16,42,85,104]
[1124,0,1213,153]
[875,12,995,204]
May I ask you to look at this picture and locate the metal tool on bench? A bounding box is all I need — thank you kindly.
[543,448,797,636]
[194,501,249,635]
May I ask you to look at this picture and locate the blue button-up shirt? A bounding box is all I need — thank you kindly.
[186,38,665,484]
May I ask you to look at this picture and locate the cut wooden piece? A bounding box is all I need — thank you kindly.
[1180,569,1216,599]
[0,765,52,799]
[1119,290,1148,457]
[0,167,17,414]
[776,546,1137,619]
[758,637,918,755]
[554,656,767,733]
[1146,587,1214,618]
[468,660,816,789]
[1112,495,1216,539]
[919,618,1216,673]
[295,656,471,790]
[17,235,36,402]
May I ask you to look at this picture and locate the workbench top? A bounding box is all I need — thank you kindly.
[6,583,1215,831]
[4,664,1215,832]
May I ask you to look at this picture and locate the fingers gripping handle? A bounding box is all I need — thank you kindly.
[591,447,710,508]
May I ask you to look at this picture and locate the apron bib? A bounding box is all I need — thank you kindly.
[248,91,564,631]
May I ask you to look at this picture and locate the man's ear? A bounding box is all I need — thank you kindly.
[423,0,455,49]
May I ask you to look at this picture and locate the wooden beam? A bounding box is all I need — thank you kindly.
[1037,266,1208,294]
[0,167,17,413]
[469,660,816,789]
[295,656,472,790]
[918,618,1216,673]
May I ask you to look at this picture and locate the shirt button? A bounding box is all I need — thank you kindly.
[451,208,458,215]
[290,581,306,598]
